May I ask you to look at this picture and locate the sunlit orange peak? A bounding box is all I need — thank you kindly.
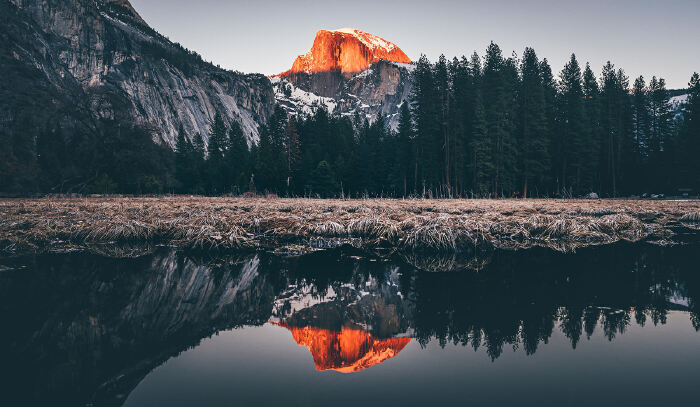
[277,28,411,77]
[273,322,410,373]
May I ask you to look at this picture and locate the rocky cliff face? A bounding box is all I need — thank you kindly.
[273,28,414,129]
[280,28,411,78]
[6,0,275,147]
[274,59,414,129]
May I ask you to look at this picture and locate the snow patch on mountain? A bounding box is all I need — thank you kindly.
[669,94,688,119]
[669,94,688,109]
[330,28,398,53]
[272,60,414,131]
[274,80,338,116]
[390,62,416,72]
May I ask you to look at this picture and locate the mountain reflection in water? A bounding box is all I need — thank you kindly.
[273,323,411,373]
[1,243,700,406]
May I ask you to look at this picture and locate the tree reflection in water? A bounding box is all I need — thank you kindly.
[0,243,699,405]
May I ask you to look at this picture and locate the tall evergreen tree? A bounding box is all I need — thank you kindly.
[308,160,338,197]
[434,54,451,194]
[394,102,416,196]
[448,56,474,195]
[558,54,585,195]
[599,63,633,196]
[582,63,601,193]
[470,91,491,196]
[412,54,440,195]
[191,132,205,193]
[174,125,194,192]
[225,121,249,193]
[540,58,558,194]
[483,42,518,196]
[206,113,229,193]
[37,126,67,192]
[631,75,650,191]
[679,72,700,191]
[648,76,671,190]
[207,113,228,161]
[500,54,521,196]
[518,47,549,197]
[284,118,301,194]
[255,106,287,193]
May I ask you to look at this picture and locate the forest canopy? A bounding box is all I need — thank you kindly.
[3,41,699,198]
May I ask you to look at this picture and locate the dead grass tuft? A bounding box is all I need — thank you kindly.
[681,212,700,223]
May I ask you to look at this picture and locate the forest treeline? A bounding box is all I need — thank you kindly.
[3,42,700,197]
[174,44,700,198]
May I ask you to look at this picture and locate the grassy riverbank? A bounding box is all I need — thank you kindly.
[2,197,700,256]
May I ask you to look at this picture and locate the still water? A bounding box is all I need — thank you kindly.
[1,244,699,406]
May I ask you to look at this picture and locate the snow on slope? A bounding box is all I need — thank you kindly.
[274,80,339,116]
[330,28,398,53]
[272,60,415,130]
[669,94,688,109]
[669,94,689,119]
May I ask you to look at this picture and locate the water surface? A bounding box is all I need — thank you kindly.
[1,244,699,406]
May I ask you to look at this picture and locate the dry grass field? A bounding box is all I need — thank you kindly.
[2,197,700,257]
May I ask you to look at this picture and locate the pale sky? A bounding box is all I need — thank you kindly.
[129,0,699,89]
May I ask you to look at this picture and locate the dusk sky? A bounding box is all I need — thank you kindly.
[129,0,699,89]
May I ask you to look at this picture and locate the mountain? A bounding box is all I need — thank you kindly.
[3,0,275,149]
[272,28,415,128]
[279,28,411,78]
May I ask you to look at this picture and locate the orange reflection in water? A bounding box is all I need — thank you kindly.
[273,322,411,373]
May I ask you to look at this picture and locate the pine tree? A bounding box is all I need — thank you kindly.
[37,126,67,192]
[448,56,473,195]
[434,54,451,194]
[357,115,383,195]
[395,102,415,196]
[206,113,229,193]
[679,72,700,191]
[470,91,491,196]
[616,69,634,194]
[518,47,549,197]
[599,62,632,196]
[254,105,287,193]
[412,54,440,196]
[500,53,521,196]
[582,63,601,193]
[631,75,650,191]
[540,58,558,194]
[308,160,338,197]
[255,124,274,193]
[483,42,518,196]
[225,121,249,193]
[558,54,585,195]
[174,125,194,192]
[207,113,228,162]
[470,52,482,82]
[648,76,671,191]
[191,132,205,193]
[284,118,301,194]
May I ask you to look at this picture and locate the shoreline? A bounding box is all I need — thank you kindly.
[2,197,700,258]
